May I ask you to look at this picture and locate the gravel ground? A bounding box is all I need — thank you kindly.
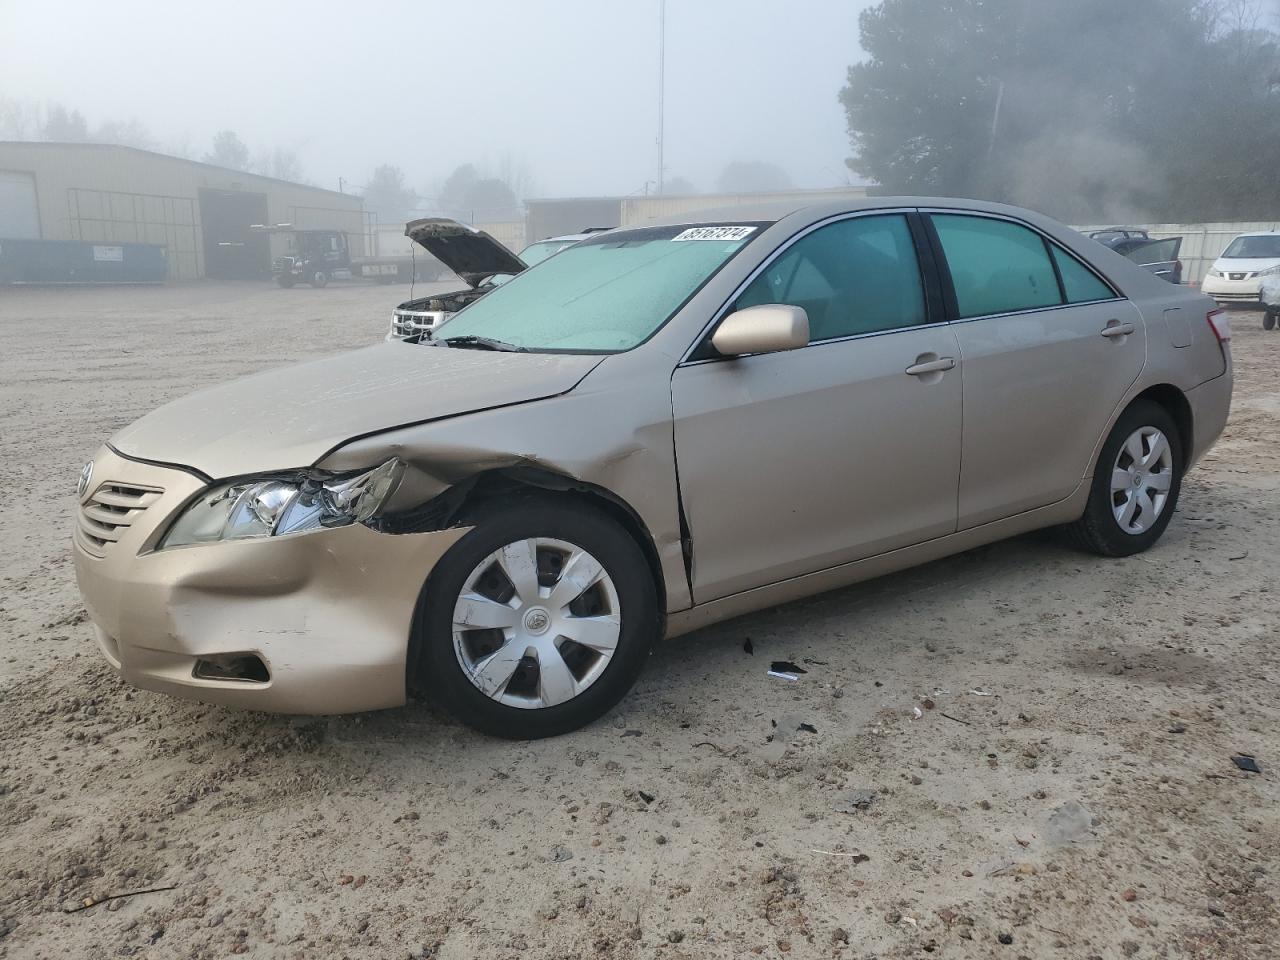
[0,282,1276,959]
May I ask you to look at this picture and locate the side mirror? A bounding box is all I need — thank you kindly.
[711,304,809,357]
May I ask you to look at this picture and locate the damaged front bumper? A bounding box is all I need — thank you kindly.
[72,446,468,714]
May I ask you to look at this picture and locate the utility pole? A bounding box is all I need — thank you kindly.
[985,79,1005,163]
[338,176,345,194]
[657,0,666,195]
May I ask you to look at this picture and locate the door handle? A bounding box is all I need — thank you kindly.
[905,356,956,376]
[1100,321,1136,338]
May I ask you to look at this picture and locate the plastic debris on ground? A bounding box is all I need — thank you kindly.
[1231,754,1261,774]
[768,660,807,681]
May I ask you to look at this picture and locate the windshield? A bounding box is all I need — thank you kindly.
[433,224,762,352]
[486,238,578,287]
[1222,235,1280,259]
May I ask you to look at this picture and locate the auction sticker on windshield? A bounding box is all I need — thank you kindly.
[671,226,757,242]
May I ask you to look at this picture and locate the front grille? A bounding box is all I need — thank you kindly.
[76,482,163,557]
[391,309,447,339]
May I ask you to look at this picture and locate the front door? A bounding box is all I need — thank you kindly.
[671,212,962,603]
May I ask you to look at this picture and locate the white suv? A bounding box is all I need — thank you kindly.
[1202,231,1280,304]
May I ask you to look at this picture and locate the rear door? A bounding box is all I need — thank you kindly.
[671,212,962,602]
[926,212,1146,530]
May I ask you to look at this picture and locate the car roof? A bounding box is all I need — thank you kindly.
[531,233,597,244]
[640,195,1081,230]
[1232,231,1280,237]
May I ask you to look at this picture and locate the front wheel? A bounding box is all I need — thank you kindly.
[309,270,329,288]
[1264,310,1277,331]
[412,497,659,738]
[275,276,295,288]
[1065,400,1183,557]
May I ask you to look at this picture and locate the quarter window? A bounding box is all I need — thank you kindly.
[932,215,1062,318]
[735,214,927,341]
[1050,243,1115,303]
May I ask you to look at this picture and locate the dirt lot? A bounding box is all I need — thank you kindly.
[0,282,1276,960]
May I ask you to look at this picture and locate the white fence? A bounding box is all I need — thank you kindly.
[1073,221,1280,286]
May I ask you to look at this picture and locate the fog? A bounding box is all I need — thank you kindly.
[0,0,872,198]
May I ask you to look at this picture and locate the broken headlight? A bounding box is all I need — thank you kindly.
[160,458,404,549]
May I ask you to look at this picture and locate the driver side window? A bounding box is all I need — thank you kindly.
[735,214,927,341]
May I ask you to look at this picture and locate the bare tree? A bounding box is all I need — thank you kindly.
[0,98,39,139]
[361,165,420,222]
[94,118,155,150]
[253,147,304,183]
[43,104,90,142]
[204,130,251,171]
[716,161,792,194]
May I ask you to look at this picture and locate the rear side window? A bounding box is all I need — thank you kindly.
[932,215,1061,318]
[1050,244,1115,303]
[735,214,927,340]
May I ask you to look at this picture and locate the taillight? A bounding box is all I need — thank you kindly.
[1207,308,1231,344]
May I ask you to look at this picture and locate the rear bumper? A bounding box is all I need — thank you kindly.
[1186,364,1233,469]
[73,446,468,714]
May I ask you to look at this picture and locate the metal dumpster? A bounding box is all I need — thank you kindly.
[0,239,167,284]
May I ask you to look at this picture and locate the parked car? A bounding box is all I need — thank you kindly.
[1201,231,1280,304]
[387,223,596,340]
[1087,228,1183,284]
[1261,273,1280,329]
[73,198,1233,738]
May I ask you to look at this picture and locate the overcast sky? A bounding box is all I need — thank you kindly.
[0,0,872,199]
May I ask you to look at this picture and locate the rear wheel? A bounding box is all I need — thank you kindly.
[412,497,659,738]
[1065,400,1183,557]
[275,276,295,288]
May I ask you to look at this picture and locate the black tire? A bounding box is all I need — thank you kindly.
[309,270,329,288]
[412,496,659,739]
[1264,310,1277,331]
[1065,399,1183,557]
[275,276,295,288]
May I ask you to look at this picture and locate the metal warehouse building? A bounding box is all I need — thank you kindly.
[0,142,364,281]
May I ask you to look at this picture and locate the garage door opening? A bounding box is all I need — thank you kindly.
[199,189,269,280]
[0,171,41,239]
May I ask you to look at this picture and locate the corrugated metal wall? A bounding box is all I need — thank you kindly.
[525,198,622,242]
[0,142,364,280]
[1073,222,1280,285]
[474,221,526,252]
[67,188,200,280]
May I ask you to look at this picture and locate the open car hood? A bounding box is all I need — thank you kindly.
[110,343,603,479]
[404,218,528,287]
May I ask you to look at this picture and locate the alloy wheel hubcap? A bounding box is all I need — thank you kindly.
[452,537,621,709]
[1110,426,1173,535]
